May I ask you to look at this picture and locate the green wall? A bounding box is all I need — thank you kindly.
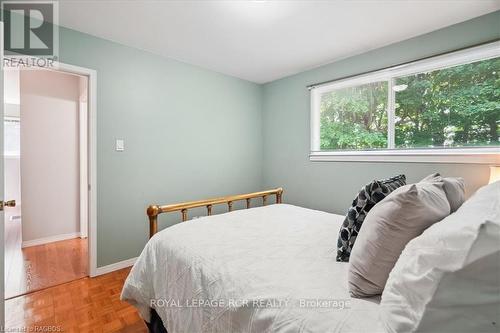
[262,11,500,215]
[58,28,263,267]
[17,11,499,268]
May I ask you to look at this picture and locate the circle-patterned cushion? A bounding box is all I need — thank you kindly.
[336,174,406,262]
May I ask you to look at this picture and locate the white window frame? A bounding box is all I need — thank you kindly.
[310,41,500,164]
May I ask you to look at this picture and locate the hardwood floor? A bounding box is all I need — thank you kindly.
[5,216,88,298]
[5,267,149,332]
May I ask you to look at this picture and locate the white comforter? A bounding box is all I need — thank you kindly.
[121,204,383,333]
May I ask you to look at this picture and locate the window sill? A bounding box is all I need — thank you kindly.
[309,148,500,164]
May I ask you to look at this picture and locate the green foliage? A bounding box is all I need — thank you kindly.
[320,82,387,150]
[320,57,500,150]
[395,57,500,148]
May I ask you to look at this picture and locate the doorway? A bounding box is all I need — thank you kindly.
[3,66,92,299]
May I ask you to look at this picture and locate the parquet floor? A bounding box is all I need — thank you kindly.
[5,267,149,332]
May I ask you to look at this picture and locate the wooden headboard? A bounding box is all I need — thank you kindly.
[146,188,283,238]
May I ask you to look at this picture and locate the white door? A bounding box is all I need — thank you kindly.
[1,21,6,327]
[1,22,18,324]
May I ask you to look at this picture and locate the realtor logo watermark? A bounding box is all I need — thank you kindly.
[150,298,351,310]
[1,0,59,69]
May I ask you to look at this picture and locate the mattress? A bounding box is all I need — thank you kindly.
[121,204,383,333]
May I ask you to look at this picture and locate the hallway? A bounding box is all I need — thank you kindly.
[4,213,88,299]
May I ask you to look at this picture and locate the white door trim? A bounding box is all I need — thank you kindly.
[78,76,88,239]
[46,62,98,277]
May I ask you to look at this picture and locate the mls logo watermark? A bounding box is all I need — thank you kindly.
[1,0,59,69]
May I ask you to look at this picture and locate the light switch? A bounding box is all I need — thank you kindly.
[115,139,125,152]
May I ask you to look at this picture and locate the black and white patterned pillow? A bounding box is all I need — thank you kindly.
[336,174,406,262]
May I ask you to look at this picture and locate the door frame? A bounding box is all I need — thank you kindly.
[45,61,98,277]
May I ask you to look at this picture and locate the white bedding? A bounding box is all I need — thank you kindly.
[121,204,383,333]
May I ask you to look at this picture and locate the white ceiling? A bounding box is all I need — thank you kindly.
[58,1,500,83]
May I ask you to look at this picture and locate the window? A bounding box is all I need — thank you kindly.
[310,42,500,163]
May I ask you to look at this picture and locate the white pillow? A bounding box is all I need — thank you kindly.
[380,181,500,333]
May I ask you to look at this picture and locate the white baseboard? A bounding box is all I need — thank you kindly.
[22,232,81,248]
[94,257,137,276]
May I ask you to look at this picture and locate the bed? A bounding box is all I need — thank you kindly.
[121,189,383,333]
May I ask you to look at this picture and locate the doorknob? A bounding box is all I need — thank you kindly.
[0,200,16,211]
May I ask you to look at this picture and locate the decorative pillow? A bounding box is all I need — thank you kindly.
[336,174,406,262]
[380,181,500,333]
[421,173,465,212]
[348,178,450,297]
